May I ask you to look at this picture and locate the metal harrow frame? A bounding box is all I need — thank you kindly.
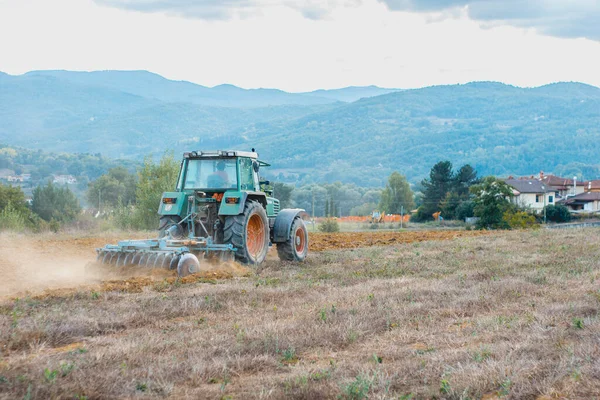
[96,237,236,270]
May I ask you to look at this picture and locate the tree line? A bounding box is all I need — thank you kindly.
[0,153,573,233]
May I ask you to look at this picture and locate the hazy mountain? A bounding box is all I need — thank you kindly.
[304,86,401,102]
[2,70,600,186]
[244,81,600,185]
[24,70,338,107]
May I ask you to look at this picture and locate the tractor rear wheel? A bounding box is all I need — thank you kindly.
[223,200,269,264]
[276,217,308,261]
[158,216,183,239]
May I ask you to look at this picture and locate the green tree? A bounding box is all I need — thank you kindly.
[455,200,475,221]
[133,152,180,230]
[453,164,478,198]
[470,177,513,229]
[419,161,454,220]
[31,181,81,223]
[379,172,414,214]
[272,182,294,209]
[87,166,136,209]
[0,183,30,215]
[440,191,461,220]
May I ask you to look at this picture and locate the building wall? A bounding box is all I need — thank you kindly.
[514,192,554,212]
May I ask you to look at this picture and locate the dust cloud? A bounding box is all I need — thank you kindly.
[0,232,250,299]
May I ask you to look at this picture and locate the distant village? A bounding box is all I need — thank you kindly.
[1,166,599,216]
[0,170,77,203]
[505,172,600,214]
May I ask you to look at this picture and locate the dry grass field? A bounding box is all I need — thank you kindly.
[1,229,600,399]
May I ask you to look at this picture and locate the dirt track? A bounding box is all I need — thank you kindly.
[0,230,488,298]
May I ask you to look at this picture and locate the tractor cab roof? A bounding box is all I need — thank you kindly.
[183,150,270,166]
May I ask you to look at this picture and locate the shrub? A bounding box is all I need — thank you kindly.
[0,202,28,232]
[544,204,572,223]
[32,181,81,223]
[318,218,340,233]
[410,206,433,222]
[455,200,475,221]
[502,210,539,229]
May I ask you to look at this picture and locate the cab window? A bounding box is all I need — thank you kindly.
[239,158,255,190]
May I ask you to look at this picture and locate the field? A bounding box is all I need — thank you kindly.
[1,229,599,399]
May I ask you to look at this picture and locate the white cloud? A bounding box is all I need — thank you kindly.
[0,0,599,91]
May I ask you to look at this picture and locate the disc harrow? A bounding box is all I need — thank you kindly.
[96,238,236,276]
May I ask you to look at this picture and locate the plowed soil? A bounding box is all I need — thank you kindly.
[308,229,490,251]
[0,229,488,298]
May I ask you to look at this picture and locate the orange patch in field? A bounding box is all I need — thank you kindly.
[309,230,491,252]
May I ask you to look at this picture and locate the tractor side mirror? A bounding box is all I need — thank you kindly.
[253,161,260,173]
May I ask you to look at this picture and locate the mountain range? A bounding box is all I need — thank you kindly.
[1,70,600,186]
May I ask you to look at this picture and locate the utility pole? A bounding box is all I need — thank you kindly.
[311,189,315,232]
[400,205,404,229]
[543,185,547,224]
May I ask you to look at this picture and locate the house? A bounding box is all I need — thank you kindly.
[583,180,600,193]
[7,175,24,183]
[6,174,31,183]
[559,192,600,213]
[504,178,553,213]
[539,172,585,199]
[52,175,77,185]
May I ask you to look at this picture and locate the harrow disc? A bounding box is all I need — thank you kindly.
[123,252,134,266]
[169,255,180,270]
[146,253,160,267]
[102,252,112,264]
[116,252,125,267]
[154,253,166,268]
[177,253,201,277]
[138,253,149,266]
[132,252,142,265]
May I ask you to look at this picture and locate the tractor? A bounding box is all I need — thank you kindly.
[96,150,309,276]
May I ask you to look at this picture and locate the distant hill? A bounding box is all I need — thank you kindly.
[1,70,600,186]
[304,86,401,102]
[24,70,339,107]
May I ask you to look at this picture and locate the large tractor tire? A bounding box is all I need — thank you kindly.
[223,200,269,264]
[158,216,183,239]
[276,217,308,261]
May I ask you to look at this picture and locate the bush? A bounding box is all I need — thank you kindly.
[318,218,340,233]
[455,200,475,221]
[0,202,28,232]
[544,204,572,223]
[32,181,81,223]
[502,210,539,229]
[410,206,433,222]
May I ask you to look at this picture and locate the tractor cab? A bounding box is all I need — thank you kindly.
[177,150,268,193]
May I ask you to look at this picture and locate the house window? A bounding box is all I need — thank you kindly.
[536,195,542,203]
[549,195,554,203]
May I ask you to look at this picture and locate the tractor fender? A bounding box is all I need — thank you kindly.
[218,191,267,216]
[272,209,309,243]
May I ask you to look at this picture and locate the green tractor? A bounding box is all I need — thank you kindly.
[97,150,309,276]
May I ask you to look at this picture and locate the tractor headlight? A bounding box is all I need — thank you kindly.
[162,198,177,204]
[225,197,240,204]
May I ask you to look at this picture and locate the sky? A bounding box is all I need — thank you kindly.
[0,0,599,92]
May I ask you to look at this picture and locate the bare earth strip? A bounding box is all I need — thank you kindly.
[1,229,599,399]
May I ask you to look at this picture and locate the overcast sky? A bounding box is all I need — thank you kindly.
[1,0,599,92]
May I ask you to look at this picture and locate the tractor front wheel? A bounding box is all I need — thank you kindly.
[223,201,269,265]
[276,217,308,261]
